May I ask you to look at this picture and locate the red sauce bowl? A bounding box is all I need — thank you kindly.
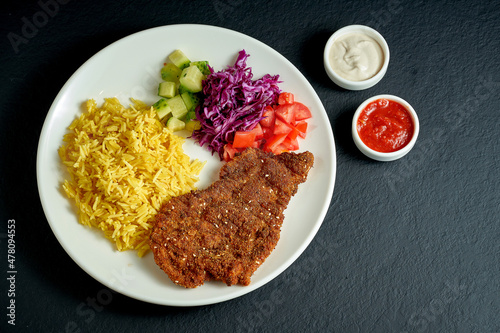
[352,95,419,161]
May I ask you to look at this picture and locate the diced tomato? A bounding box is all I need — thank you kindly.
[251,139,264,148]
[295,120,308,138]
[278,92,294,105]
[223,143,240,162]
[263,133,288,153]
[248,122,264,139]
[274,104,295,125]
[282,136,299,151]
[233,131,257,148]
[273,118,293,136]
[273,144,289,154]
[260,106,275,127]
[293,102,312,121]
[261,125,274,139]
[223,93,311,161]
[286,125,301,140]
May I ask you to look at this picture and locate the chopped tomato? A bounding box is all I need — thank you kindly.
[249,123,264,139]
[295,120,308,139]
[278,92,294,105]
[260,106,275,127]
[273,144,289,154]
[223,143,239,162]
[261,125,274,139]
[263,133,288,153]
[282,136,299,151]
[273,118,293,136]
[286,125,301,140]
[233,131,257,148]
[251,139,264,148]
[225,92,311,161]
[293,102,312,121]
[274,104,295,124]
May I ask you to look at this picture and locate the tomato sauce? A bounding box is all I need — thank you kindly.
[357,99,414,153]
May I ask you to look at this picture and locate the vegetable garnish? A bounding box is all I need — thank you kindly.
[192,50,282,160]
[223,92,312,161]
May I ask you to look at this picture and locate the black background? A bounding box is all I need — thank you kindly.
[1,0,499,332]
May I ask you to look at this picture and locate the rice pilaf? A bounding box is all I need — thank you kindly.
[58,98,205,257]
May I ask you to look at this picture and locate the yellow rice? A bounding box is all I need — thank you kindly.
[58,98,205,257]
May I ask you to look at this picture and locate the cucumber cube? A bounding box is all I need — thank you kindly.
[153,98,172,120]
[180,92,200,112]
[166,117,185,132]
[190,61,211,75]
[179,65,204,93]
[185,120,201,133]
[158,81,177,98]
[185,110,196,122]
[166,95,188,119]
[168,50,190,70]
[161,63,182,82]
[177,85,188,95]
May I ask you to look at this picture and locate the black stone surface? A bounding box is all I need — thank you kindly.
[1,0,499,332]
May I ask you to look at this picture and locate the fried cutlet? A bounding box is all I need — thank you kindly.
[149,148,314,288]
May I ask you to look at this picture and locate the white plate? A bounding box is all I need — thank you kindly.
[37,24,336,306]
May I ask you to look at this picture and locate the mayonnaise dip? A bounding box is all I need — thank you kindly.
[329,32,384,81]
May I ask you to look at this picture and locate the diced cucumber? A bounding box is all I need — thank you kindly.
[180,91,200,112]
[179,65,205,93]
[158,81,176,97]
[166,95,188,119]
[160,115,172,126]
[185,110,196,122]
[185,120,201,133]
[168,50,190,70]
[177,85,188,95]
[161,63,182,82]
[155,50,208,131]
[158,81,177,98]
[190,61,211,75]
[153,98,172,120]
[166,117,185,132]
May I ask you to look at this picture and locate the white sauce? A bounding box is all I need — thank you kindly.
[329,32,384,81]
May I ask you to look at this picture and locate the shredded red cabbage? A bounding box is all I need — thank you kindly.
[192,50,281,160]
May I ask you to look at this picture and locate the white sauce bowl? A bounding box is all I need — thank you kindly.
[324,25,390,90]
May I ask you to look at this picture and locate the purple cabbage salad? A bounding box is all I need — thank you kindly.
[191,50,281,160]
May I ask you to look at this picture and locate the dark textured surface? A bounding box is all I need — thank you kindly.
[1,0,499,332]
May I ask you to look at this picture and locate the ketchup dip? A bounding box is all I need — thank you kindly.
[356,98,414,153]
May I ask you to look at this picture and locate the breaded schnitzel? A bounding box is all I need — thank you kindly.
[149,148,314,288]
